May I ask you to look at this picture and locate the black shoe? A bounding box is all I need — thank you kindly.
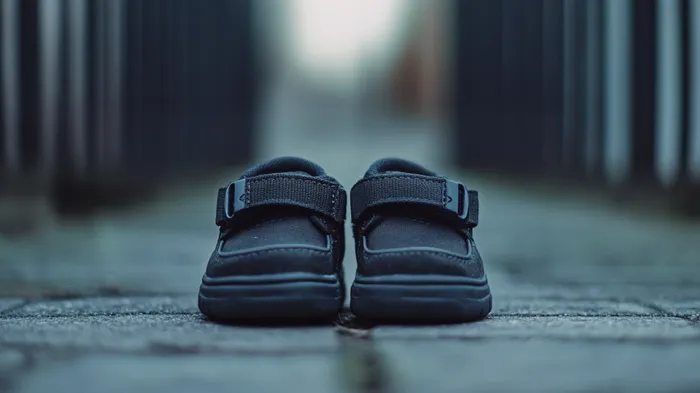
[198,157,347,321]
[349,158,492,322]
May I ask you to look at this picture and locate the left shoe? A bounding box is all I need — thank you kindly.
[349,158,492,322]
[198,157,347,321]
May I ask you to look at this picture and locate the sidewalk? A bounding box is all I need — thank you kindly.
[1,281,699,393]
[2,102,700,391]
[2,158,700,392]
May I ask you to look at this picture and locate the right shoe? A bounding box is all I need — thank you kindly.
[349,158,492,322]
[198,157,347,321]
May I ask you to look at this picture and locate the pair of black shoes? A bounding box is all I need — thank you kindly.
[198,157,491,323]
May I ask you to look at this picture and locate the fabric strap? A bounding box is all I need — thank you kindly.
[350,174,478,227]
[216,174,346,226]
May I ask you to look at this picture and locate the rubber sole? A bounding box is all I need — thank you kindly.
[198,272,343,321]
[350,274,492,322]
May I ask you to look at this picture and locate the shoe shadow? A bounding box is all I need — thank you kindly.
[335,307,488,328]
[199,314,338,328]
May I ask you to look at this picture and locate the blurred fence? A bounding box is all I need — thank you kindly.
[1,0,257,183]
[453,0,700,191]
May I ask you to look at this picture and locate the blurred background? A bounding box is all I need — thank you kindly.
[1,0,700,296]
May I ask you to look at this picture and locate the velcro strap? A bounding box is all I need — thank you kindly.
[215,174,346,226]
[350,174,478,226]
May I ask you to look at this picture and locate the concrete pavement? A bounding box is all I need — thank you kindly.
[2,161,700,392]
[2,88,700,391]
[2,290,700,393]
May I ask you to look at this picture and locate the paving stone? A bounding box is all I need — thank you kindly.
[492,298,658,317]
[0,299,23,313]
[367,340,700,393]
[0,314,338,354]
[4,296,197,318]
[11,354,341,393]
[371,316,700,341]
[494,283,700,303]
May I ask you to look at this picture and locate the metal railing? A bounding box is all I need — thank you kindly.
[1,0,258,181]
[452,0,700,190]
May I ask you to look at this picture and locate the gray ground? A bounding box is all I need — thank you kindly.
[2,89,700,392]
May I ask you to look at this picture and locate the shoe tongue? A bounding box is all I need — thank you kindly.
[240,157,326,178]
[365,158,437,177]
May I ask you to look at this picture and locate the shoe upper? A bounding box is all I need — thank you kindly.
[351,158,485,279]
[205,157,346,279]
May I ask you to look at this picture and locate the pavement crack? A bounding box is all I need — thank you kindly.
[0,311,199,320]
[639,303,700,326]
[338,336,397,393]
[0,341,337,357]
[640,302,675,316]
[489,313,669,318]
[369,335,700,344]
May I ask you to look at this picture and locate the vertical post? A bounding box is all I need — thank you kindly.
[655,0,683,187]
[631,0,657,180]
[38,0,63,176]
[602,0,633,184]
[1,0,21,172]
[541,0,564,171]
[451,0,503,170]
[584,0,602,176]
[122,0,144,170]
[500,0,544,173]
[104,0,124,170]
[689,0,700,181]
[66,0,88,176]
[562,0,588,175]
[94,0,107,171]
[562,0,576,170]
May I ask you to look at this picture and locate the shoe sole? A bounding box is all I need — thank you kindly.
[350,274,492,322]
[198,272,343,321]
